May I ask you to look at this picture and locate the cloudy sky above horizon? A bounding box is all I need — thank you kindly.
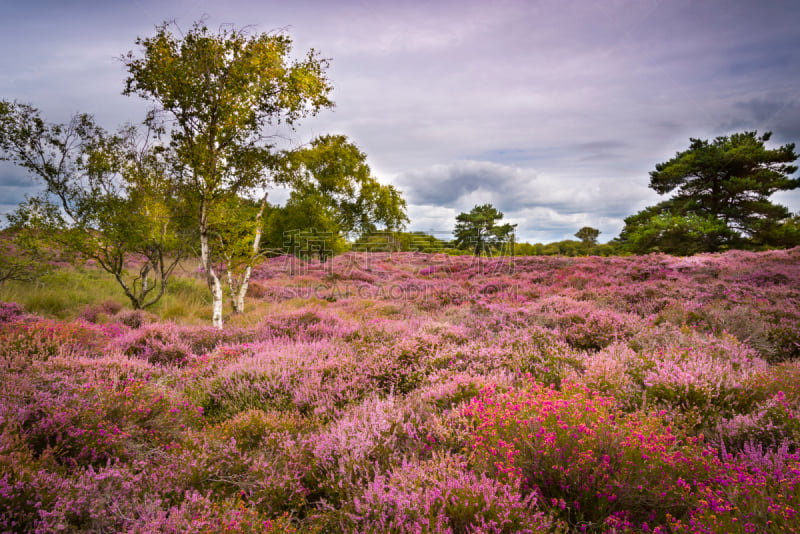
[1,0,799,243]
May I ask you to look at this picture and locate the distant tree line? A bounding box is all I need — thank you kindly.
[446,131,800,257]
[348,227,622,258]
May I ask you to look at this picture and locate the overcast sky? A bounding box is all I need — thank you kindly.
[1,0,799,243]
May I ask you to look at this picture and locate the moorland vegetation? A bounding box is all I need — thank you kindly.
[1,18,800,534]
[0,248,799,532]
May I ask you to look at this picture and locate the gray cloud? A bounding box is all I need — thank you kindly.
[1,0,799,241]
[0,184,45,221]
[729,97,800,144]
[0,163,45,221]
[397,161,526,206]
[398,159,654,212]
[0,186,35,205]
[0,164,40,188]
[398,159,660,242]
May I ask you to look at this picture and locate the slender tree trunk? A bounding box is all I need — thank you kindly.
[113,271,143,310]
[228,191,268,314]
[227,265,242,313]
[200,203,224,329]
[210,270,224,328]
[141,264,149,294]
[233,269,249,312]
[201,231,224,328]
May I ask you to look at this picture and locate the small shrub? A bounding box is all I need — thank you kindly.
[641,345,767,430]
[767,318,800,363]
[174,428,314,516]
[535,297,639,351]
[713,392,800,453]
[464,379,721,531]
[115,323,248,366]
[211,408,311,451]
[669,444,800,533]
[747,361,800,404]
[78,299,123,323]
[0,317,109,369]
[14,378,202,467]
[154,495,305,534]
[198,371,297,422]
[0,301,25,324]
[346,453,552,533]
[116,308,158,329]
[569,343,636,397]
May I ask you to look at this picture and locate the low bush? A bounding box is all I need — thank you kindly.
[0,301,25,323]
[0,248,798,532]
[464,379,721,531]
[10,377,202,468]
[346,453,552,533]
[115,323,251,366]
[0,317,111,370]
[670,444,800,533]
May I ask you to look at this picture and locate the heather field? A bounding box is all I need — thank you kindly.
[2,248,800,533]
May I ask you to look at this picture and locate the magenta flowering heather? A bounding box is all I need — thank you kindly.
[348,453,552,533]
[0,301,25,324]
[463,378,722,529]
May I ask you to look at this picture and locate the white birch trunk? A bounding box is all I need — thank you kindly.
[200,207,224,329]
[233,265,251,313]
[210,272,224,329]
[227,264,242,314]
[228,191,267,315]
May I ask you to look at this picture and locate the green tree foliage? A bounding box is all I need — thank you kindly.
[453,204,516,256]
[0,101,186,309]
[263,201,350,260]
[575,226,601,247]
[0,231,51,285]
[352,231,449,253]
[619,206,731,255]
[513,239,622,257]
[264,135,408,257]
[620,131,800,254]
[122,20,333,325]
[204,194,274,307]
[534,240,581,257]
[749,212,800,249]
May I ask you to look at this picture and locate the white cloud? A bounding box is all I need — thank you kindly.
[397,159,656,213]
[396,159,661,242]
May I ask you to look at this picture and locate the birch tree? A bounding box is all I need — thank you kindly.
[207,194,270,315]
[122,20,332,327]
